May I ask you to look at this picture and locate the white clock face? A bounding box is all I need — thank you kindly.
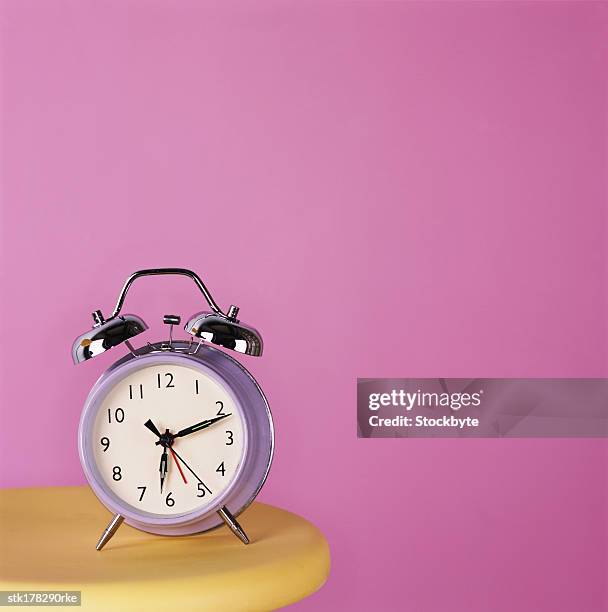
[91,362,246,516]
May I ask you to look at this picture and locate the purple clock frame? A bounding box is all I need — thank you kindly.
[78,341,274,536]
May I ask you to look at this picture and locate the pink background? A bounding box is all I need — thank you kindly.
[1,1,607,610]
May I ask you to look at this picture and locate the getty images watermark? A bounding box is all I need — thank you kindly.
[357,379,608,437]
[0,592,81,606]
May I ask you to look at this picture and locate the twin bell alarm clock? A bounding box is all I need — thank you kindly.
[71,268,273,550]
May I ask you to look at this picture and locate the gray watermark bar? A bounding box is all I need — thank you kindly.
[357,379,608,437]
[0,592,81,606]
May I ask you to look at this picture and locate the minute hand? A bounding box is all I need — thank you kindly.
[174,413,232,438]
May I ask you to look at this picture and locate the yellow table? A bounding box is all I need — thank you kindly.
[0,487,330,611]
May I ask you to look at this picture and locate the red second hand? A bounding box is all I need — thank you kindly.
[168,447,188,484]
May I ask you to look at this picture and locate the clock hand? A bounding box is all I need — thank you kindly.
[174,413,232,439]
[159,447,168,493]
[167,447,212,494]
[168,447,188,484]
[146,419,169,493]
[144,419,162,438]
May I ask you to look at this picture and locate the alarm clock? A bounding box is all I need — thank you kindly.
[71,268,273,551]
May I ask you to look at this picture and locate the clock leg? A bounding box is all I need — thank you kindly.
[218,506,250,545]
[95,513,124,551]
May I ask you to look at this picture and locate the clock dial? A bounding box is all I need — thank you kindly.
[91,363,246,516]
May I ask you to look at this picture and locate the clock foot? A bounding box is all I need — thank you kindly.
[95,513,124,551]
[218,506,249,545]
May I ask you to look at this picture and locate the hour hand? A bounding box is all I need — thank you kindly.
[174,413,232,439]
[145,419,162,438]
[159,448,168,493]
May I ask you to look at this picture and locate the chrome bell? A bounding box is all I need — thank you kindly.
[72,268,263,363]
[184,308,263,357]
[72,313,148,364]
